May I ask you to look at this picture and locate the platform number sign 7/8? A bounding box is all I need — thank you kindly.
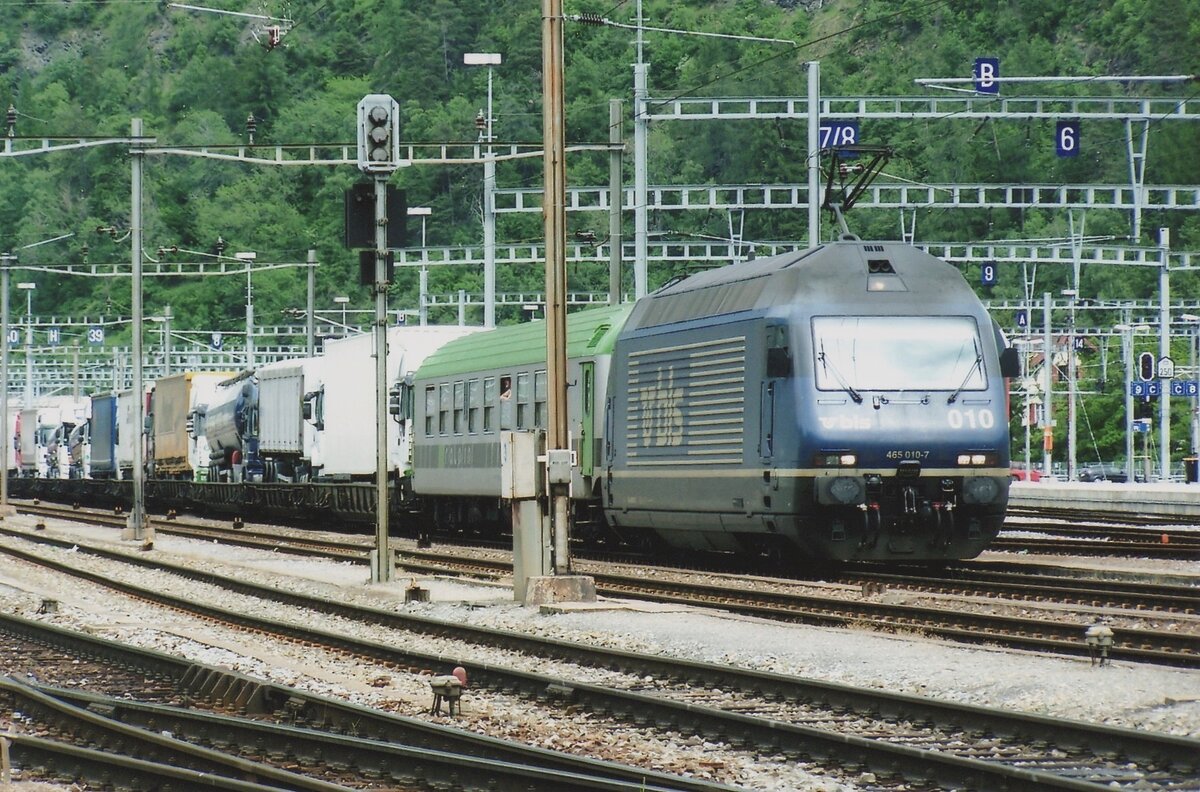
[1056,121,1080,157]
[819,122,859,151]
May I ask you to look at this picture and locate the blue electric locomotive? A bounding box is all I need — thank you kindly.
[604,237,1019,561]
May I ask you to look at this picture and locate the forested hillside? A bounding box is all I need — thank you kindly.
[2,0,1198,464]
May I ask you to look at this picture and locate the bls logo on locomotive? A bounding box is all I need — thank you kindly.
[634,368,684,448]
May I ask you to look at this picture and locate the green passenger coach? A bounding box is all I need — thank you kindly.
[410,304,632,537]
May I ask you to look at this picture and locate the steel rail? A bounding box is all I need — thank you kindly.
[2,530,1197,789]
[1,676,351,791]
[0,610,731,792]
[9,509,1196,664]
[19,680,700,792]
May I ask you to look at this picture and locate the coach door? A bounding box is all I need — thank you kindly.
[579,362,595,477]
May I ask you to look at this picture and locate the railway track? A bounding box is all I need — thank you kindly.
[1,526,1198,791]
[0,613,729,792]
[11,502,1200,668]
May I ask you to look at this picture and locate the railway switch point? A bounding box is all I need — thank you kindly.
[1085,622,1114,666]
[429,675,463,715]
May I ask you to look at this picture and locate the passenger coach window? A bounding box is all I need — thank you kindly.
[424,387,436,436]
[438,384,451,435]
[483,377,496,432]
[468,379,481,433]
[499,375,514,430]
[534,370,548,428]
[453,381,465,434]
[516,372,530,429]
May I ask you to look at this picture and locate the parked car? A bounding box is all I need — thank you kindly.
[1011,464,1042,482]
[1078,463,1128,483]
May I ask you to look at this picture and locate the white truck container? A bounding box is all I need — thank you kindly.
[17,398,89,478]
[115,386,152,480]
[315,326,475,480]
[257,357,326,481]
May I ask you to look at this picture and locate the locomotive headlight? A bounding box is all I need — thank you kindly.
[957,453,996,466]
[814,452,857,467]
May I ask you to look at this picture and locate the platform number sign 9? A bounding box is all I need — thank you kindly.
[980,261,997,287]
[87,326,104,345]
[1056,121,1080,157]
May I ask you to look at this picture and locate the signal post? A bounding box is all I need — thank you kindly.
[357,94,402,584]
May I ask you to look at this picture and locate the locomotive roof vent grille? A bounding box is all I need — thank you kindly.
[867,259,895,274]
[863,244,885,252]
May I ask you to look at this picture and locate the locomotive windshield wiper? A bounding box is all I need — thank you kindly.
[946,343,984,405]
[817,347,863,404]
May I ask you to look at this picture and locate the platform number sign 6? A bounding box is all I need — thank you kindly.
[1056,121,1080,157]
[87,326,104,345]
[980,261,997,287]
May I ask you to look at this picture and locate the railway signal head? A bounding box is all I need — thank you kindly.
[357,94,401,174]
[1138,352,1155,382]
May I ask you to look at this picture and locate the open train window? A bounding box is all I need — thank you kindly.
[766,325,792,378]
[483,377,497,432]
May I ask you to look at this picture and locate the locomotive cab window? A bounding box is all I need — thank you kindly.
[766,325,792,378]
[812,316,986,392]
